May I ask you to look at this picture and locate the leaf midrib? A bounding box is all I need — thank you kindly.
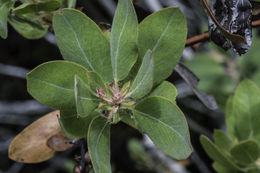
[129,56,153,96]
[112,1,130,81]
[62,15,95,71]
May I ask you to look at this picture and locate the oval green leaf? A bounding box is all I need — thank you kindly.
[88,116,112,173]
[133,96,192,160]
[27,60,88,110]
[230,140,259,165]
[110,0,138,82]
[53,9,113,83]
[213,130,232,152]
[233,79,260,144]
[8,14,48,39]
[138,7,187,85]
[129,50,153,99]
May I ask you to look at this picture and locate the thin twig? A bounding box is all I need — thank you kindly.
[185,19,260,47]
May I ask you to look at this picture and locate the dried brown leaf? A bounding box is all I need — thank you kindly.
[8,110,62,163]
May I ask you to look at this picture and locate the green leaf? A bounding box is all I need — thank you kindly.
[59,109,98,138]
[213,130,232,152]
[88,116,112,173]
[133,96,192,159]
[74,75,100,117]
[225,96,236,141]
[27,61,88,110]
[213,162,235,173]
[149,81,177,103]
[230,140,259,165]
[0,0,14,39]
[200,135,245,172]
[13,0,61,14]
[128,50,153,99]
[8,14,48,39]
[110,0,138,82]
[86,71,108,95]
[138,7,187,85]
[53,9,113,83]
[233,79,260,144]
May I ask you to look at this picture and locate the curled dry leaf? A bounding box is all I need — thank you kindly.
[203,0,252,55]
[9,110,72,163]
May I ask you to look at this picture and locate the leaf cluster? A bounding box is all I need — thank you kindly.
[201,79,260,173]
[0,0,76,39]
[25,0,193,172]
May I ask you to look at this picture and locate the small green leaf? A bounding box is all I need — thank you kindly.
[110,0,138,82]
[13,0,61,14]
[225,96,236,141]
[8,14,48,39]
[149,81,177,103]
[213,130,232,152]
[133,96,192,160]
[74,75,99,117]
[86,71,107,95]
[233,79,260,144]
[230,140,259,165]
[200,135,245,172]
[128,50,153,99]
[88,116,112,173]
[138,7,187,85]
[53,9,113,83]
[0,0,14,39]
[59,109,98,138]
[27,61,88,110]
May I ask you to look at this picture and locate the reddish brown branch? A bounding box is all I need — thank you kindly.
[185,19,260,47]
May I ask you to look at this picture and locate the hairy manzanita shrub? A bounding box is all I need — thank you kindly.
[9,0,193,172]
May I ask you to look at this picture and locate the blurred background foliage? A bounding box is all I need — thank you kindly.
[0,0,260,173]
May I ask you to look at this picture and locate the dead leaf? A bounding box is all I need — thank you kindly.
[9,110,63,163]
[47,131,73,151]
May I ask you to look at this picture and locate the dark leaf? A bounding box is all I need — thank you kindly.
[174,63,218,110]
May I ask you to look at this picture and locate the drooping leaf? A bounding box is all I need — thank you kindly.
[59,109,99,138]
[213,130,232,152]
[233,79,260,144]
[0,0,13,39]
[200,135,245,172]
[175,63,218,110]
[133,96,192,160]
[9,111,61,163]
[149,81,177,103]
[27,61,88,110]
[110,0,138,82]
[138,7,187,85]
[53,9,113,83]
[88,116,112,173]
[129,50,153,99]
[74,75,99,117]
[13,0,61,14]
[8,14,48,39]
[230,140,259,165]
